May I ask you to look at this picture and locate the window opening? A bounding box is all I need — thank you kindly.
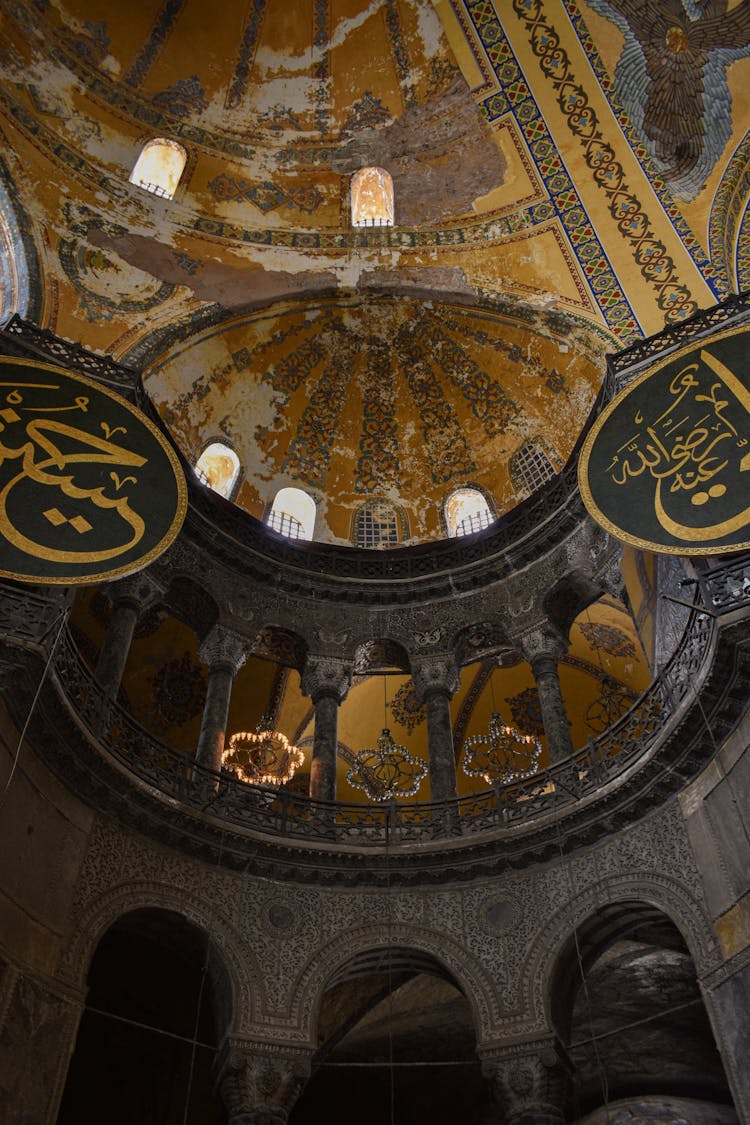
[129,138,186,199]
[445,488,494,538]
[509,441,558,495]
[351,166,394,227]
[354,500,401,548]
[267,487,316,541]
[194,442,240,499]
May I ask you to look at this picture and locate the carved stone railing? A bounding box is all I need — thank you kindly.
[36,573,732,851]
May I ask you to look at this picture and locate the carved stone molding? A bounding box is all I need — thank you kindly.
[199,624,249,675]
[215,1037,312,1125]
[411,654,460,700]
[300,655,351,704]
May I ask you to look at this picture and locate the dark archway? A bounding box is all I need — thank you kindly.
[57,908,230,1125]
[549,901,736,1121]
[291,946,490,1125]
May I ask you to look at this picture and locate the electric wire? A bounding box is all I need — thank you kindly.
[84,1004,218,1053]
[554,788,611,1118]
[318,992,706,1064]
[0,605,69,810]
[181,828,225,1125]
[384,671,396,1125]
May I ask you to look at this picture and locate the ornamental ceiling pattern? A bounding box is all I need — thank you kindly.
[1,0,746,367]
[146,296,603,542]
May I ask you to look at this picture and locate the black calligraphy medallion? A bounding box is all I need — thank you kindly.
[0,356,187,583]
[579,324,750,555]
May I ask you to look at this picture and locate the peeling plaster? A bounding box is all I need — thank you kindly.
[329,76,505,225]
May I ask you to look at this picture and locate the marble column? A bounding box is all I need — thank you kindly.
[216,1038,311,1125]
[412,656,460,804]
[300,656,352,802]
[195,625,248,773]
[520,629,573,765]
[481,1040,569,1125]
[95,574,158,700]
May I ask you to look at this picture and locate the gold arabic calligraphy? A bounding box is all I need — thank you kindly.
[605,349,750,542]
[0,382,148,564]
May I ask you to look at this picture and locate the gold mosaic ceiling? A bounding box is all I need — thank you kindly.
[2,0,745,363]
[146,296,605,542]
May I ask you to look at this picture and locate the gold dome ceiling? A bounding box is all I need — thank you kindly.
[145,295,606,543]
[2,0,740,368]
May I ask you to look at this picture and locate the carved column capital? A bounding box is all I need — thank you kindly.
[102,570,161,611]
[216,1039,311,1125]
[411,654,460,701]
[481,1039,568,1124]
[518,626,567,672]
[199,625,248,675]
[300,655,352,704]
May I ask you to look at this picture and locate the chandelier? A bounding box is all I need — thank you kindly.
[223,720,304,787]
[462,712,542,785]
[347,727,428,802]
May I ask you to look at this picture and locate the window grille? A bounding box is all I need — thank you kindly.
[266,509,304,540]
[444,488,494,538]
[194,442,240,499]
[509,442,558,495]
[351,167,394,228]
[267,487,316,540]
[354,501,400,548]
[129,139,187,201]
[455,508,492,537]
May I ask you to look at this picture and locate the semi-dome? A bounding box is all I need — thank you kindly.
[145,295,606,543]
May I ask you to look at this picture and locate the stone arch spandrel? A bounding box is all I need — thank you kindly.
[58,880,258,1030]
[525,872,722,1031]
[287,922,504,1048]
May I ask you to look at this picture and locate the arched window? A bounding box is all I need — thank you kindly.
[445,488,494,538]
[266,487,316,541]
[194,441,241,499]
[129,138,187,199]
[351,166,394,227]
[353,499,404,548]
[509,440,558,495]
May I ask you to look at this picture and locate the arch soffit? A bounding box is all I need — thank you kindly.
[542,568,605,640]
[352,637,411,674]
[526,872,721,1030]
[288,922,502,1048]
[0,157,42,323]
[709,129,750,294]
[59,880,258,1029]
